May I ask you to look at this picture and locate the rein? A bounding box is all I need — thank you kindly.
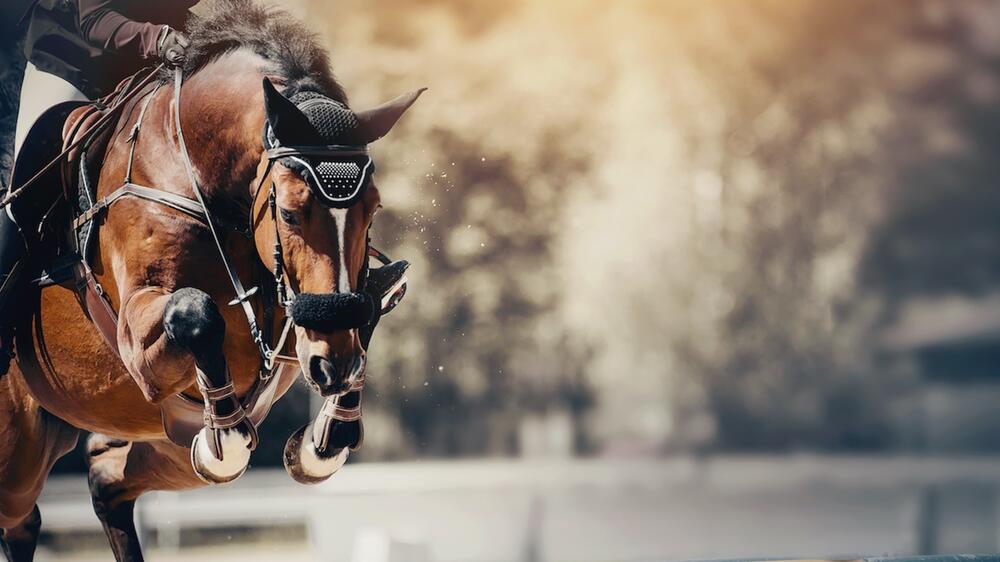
[170,67,283,369]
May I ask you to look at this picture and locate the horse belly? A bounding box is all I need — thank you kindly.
[19,284,165,440]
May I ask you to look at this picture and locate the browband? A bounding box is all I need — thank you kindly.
[265,144,374,209]
[266,146,369,158]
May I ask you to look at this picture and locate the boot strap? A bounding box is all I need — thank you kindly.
[196,377,252,437]
[320,399,362,422]
[200,380,235,401]
[205,408,247,430]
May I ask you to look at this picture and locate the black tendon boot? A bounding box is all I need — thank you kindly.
[0,207,27,375]
[359,260,409,350]
[364,260,409,315]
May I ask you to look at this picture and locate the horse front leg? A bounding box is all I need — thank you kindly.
[162,288,257,483]
[284,389,362,484]
[118,286,256,484]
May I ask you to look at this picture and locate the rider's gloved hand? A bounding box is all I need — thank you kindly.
[157,26,190,68]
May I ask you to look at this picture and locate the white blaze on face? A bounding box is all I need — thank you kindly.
[330,208,350,294]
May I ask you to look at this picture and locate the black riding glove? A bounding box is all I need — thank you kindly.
[157,26,190,68]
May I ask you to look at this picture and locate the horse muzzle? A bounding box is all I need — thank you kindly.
[288,291,377,333]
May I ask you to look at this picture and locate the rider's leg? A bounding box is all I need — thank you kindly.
[0,28,28,190]
[0,63,88,377]
[0,208,27,375]
[13,62,86,157]
[0,35,28,378]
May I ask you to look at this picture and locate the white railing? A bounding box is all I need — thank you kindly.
[36,456,1000,562]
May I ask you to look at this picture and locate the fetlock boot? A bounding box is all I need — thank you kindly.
[0,207,27,376]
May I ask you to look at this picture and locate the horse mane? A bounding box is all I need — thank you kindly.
[180,0,347,102]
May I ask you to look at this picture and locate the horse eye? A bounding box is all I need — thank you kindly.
[279,208,299,225]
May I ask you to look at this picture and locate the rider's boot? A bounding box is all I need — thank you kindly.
[0,206,27,376]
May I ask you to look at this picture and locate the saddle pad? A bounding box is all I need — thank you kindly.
[62,103,109,264]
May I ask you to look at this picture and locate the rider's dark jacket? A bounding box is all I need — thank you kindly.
[11,0,197,99]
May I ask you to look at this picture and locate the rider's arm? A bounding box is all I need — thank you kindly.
[77,0,164,59]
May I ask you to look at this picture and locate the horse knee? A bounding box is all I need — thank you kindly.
[117,287,194,402]
[163,288,225,365]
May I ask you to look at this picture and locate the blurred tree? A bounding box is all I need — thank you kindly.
[862,2,1000,302]
[56,0,984,461]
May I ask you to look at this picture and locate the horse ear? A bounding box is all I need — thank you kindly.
[262,78,321,146]
[354,88,427,144]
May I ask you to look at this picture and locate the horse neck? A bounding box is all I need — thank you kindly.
[179,51,271,217]
[178,52,288,331]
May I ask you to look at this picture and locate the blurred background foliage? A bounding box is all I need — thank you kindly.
[265,0,1000,459]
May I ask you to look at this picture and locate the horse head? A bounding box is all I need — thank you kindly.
[255,78,423,397]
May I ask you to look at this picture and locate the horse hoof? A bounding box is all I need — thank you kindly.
[191,427,251,485]
[283,423,349,485]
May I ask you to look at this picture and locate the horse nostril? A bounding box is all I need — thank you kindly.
[307,355,360,396]
[308,356,337,390]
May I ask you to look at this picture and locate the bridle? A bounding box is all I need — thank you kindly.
[62,66,389,415]
[252,144,375,303]
[171,67,383,376]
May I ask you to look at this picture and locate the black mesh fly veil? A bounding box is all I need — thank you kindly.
[264,92,374,208]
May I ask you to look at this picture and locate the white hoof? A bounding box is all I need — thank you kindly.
[283,423,349,485]
[191,427,251,484]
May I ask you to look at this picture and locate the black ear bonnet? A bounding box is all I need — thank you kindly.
[264,89,374,208]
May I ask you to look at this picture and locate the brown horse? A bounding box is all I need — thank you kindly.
[0,2,422,560]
